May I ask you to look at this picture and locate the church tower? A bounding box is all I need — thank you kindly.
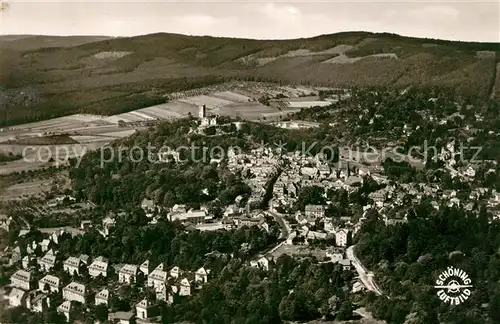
[199,104,206,119]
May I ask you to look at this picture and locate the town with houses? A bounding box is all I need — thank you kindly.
[1,97,500,323]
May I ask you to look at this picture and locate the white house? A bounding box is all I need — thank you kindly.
[57,300,72,322]
[139,260,151,276]
[89,256,108,278]
[38,250,57,272]
[170,266,181,279]
[38,274,60,293]
[251,257,269,271]
[179,278,191,296]
[135,299,154,320]
[118,264,138,285]
[102,216,116,236]
[147,266,168,289]
[335,229,349,247]
[10,270,33,290]
[8,288,26,307]
[141,198,156,217]
[22,255,32,269]
[95,288,109,306]
[63,257,82,276]
[62,282,86,304]
[40,239,51,252]
[169,210,207,224]
[195,267,208,283]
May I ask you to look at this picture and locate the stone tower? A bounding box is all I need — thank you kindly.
[199,104,206,119]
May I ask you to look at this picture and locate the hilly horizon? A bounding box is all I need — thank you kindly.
[1,31,499,127]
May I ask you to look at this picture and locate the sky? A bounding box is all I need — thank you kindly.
[1,0,499,42]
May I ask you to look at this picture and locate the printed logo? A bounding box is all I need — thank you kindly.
[434,266,473,305]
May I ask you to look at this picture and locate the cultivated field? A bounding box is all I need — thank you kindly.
[0,83,334,174]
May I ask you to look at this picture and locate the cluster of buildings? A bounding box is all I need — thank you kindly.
[227,145,281,206]
[6,243,210,323]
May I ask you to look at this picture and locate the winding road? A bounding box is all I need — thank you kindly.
[347,245,384,296]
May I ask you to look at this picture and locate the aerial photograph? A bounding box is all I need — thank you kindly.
[0,0,499,323]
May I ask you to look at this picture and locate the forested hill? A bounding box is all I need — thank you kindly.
[1,31,499,126]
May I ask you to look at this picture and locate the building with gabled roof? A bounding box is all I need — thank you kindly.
[179,278,191,296]
[139,260,151,276]
[10,269,33,290]
[89,256,108,278]
[195,267,209,283]
[108,311,134,324]
[22,255,33,269]
[38,250,57,272]
[63,256,82,276]
[57,300,72,322]
[79,254,90,265]
[40,239,52,252]
[62,281,86,304]
[38,274,60,293]
[338,259,351,271]
[95,288,109,306]
[147,266,168,289]
[335,228,349,247]
[118,264,138,284]
[169,210,207,224]
[170,266,181,278]
[135,298,158,320]
[102,216,116,236]
[8,287,27,307]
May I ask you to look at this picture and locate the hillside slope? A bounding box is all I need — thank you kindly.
[1,31,499,127]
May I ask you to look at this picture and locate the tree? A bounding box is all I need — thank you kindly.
[93,304,109,322]
[336,300,354,320]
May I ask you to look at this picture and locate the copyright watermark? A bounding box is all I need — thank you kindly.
[19,140,484,168]
[434,266,473,306]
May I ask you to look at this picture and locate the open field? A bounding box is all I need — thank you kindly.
[1,32,498,127]
[0,82,333,174]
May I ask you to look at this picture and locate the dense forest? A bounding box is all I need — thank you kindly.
[1,30,498,126]
[355,204,500,324]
